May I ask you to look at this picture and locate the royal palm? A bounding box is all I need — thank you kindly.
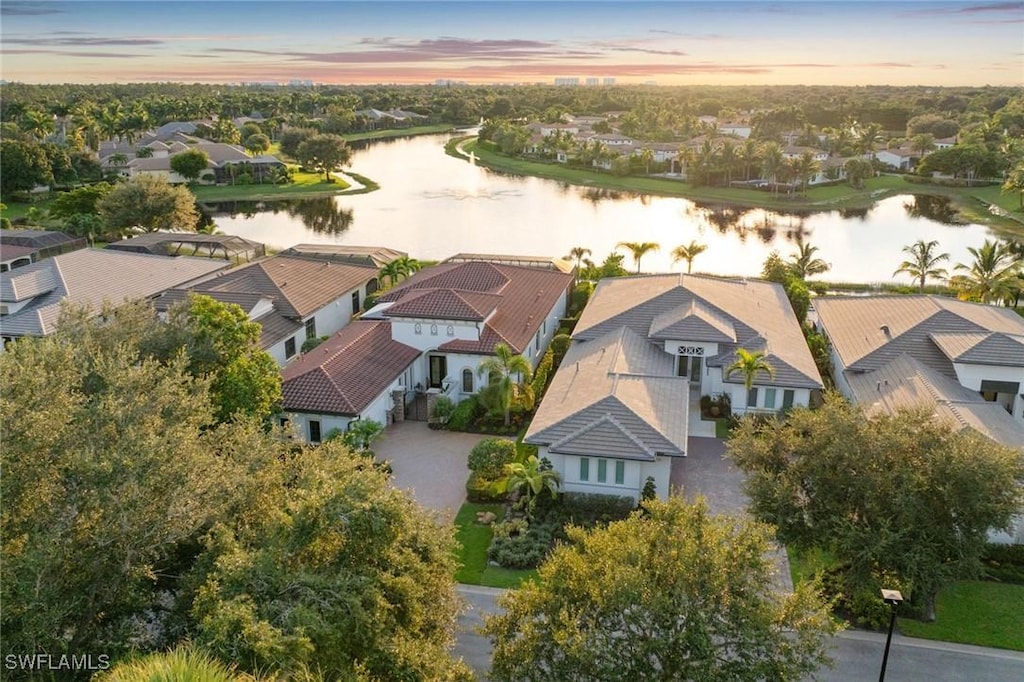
[893,239,949,291]
[617,241,660,274]
[672,241,708,274]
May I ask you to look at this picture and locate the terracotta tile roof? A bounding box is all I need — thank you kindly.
[191,255,378,319]
[378,261,573,355]
[385,288,502,321]
[281,320,419,416]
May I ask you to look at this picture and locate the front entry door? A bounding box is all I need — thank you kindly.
[428,355,447,389]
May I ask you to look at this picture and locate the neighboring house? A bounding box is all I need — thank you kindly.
[126,142,285,184]
[814,295,1024,433]
[873,147,917,170]
[156,251,383,366]
[0,249,229,345]
[525,274,822,502]
[782,145,829,161]
[282,258,573,439]
[0,229,86,272]
[815,295,1024,543]
[934,136,957,150]
[279,244,407,269]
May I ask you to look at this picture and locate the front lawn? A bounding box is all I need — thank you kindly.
[787,546,1024,651]
[453,502,537,589]
[898,581,1024,651]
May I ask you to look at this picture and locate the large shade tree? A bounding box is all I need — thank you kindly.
[97,175,199,234]
[484,496,839,681]
[296,133,352,181]
[893,239,950,291]
[727,395,1023,621]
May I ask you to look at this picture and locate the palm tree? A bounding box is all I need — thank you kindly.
[639,148,655,175]
[856,122,884,159]
[497,455,560,519]
[793,151,819,195]
[759,141,784,195]
[893,239,950,291]
[478,343,533,427]
[391,256,422,281]
[725,348,775,396]
[953,239,1023,304]
[671,241,708,274]
[719,141,737,185]
[787,239,830,279]
[20,110,54,140]
[1001,162,1024,210]
[617,241,660,274]
[740,138,759,181]
[566,246,592,273]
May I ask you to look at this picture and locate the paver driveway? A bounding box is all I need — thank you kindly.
[373,421,486,523]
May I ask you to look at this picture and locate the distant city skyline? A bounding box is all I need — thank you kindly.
[1,1,1022,86]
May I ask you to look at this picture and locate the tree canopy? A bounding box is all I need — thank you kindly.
[169,148,210,183]
[296,133,352,181]
[97,175,199,234]
[484,496,839,681]
[727,394,1024,621]
[1,302,470,680]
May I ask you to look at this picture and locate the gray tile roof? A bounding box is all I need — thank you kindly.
[0,249,229,337]
[814,295,1024,375]
[281,320,419,416]
[930,332,1024,367]
[575,274,822,390]
[525,327,689,460]
[847,354,1024,450]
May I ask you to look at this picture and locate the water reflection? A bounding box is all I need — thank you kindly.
[210,132,997,282]
[903,195,963,226]
[286,198,354,235]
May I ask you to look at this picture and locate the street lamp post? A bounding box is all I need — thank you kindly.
[878,588,904,682]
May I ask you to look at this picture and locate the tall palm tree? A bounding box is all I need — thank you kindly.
[893,239,950,291]
[478,343,533,427]
[391,256,422,281]
[1001,162,1024,210]
[759,141,784,195]
[856,122,884,159]
[20,110,55,140]
[671,241,708,274]
[567,246,592,272]
[740,138,759,181]
[617,241,660,274]
[639,148,655,175]
[719,141,737,185]
[787,239,830,279]
[793,151,819,195]
[953,239,1023,304]
[725,348,775,395]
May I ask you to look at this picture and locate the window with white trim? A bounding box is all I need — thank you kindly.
[579,457,590,482]
[462,368,474,393]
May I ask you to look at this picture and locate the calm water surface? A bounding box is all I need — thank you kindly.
[211,133,996,283]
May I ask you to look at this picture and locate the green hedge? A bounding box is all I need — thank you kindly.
[466,471,504,503]
[983,543,1024,584]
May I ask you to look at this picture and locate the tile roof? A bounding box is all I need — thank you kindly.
[930,332,1024,367]
[525,327,689,460]
[814,295,1024,375]
[377,261,573,355]
[0,249,228,337]
[187,255,378,319]
[154,289,268,316]
[444,253,575,274]
[847,354,1024,450]
[280,244,406,268]
[281,320,419,416]
[575,274,822,390]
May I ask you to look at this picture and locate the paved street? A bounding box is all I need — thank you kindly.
[453,585,1024,681]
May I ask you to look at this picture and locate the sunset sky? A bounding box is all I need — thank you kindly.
[1,1,1022,86]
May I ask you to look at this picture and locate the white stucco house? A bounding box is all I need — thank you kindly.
[281,257,574,441]
[873,148,917,170]
[525,274,823,502]
[814,295,1024,542]
[156,246,396,366]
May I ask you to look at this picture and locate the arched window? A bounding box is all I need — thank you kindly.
[462,368,474,393]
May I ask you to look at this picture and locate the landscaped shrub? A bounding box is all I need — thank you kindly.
[446,395,483,431]
[466,471,504,503]
[982,543,1024,584]
[530,349,554,399]
[549,333,571,365]
[432,395,455,425]
[816,564,903,630]
[301,335,329,353]
[640,476,657,503]
[488,524,554,569]
[468,438,517,478]
[491,518,529,539]
[570,281,594,315]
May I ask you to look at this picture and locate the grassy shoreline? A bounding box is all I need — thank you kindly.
[451,137,1024,239]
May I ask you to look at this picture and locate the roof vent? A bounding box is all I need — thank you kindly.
[880,324,891,339]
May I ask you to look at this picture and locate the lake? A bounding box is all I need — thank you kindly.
[209,132,995,283]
